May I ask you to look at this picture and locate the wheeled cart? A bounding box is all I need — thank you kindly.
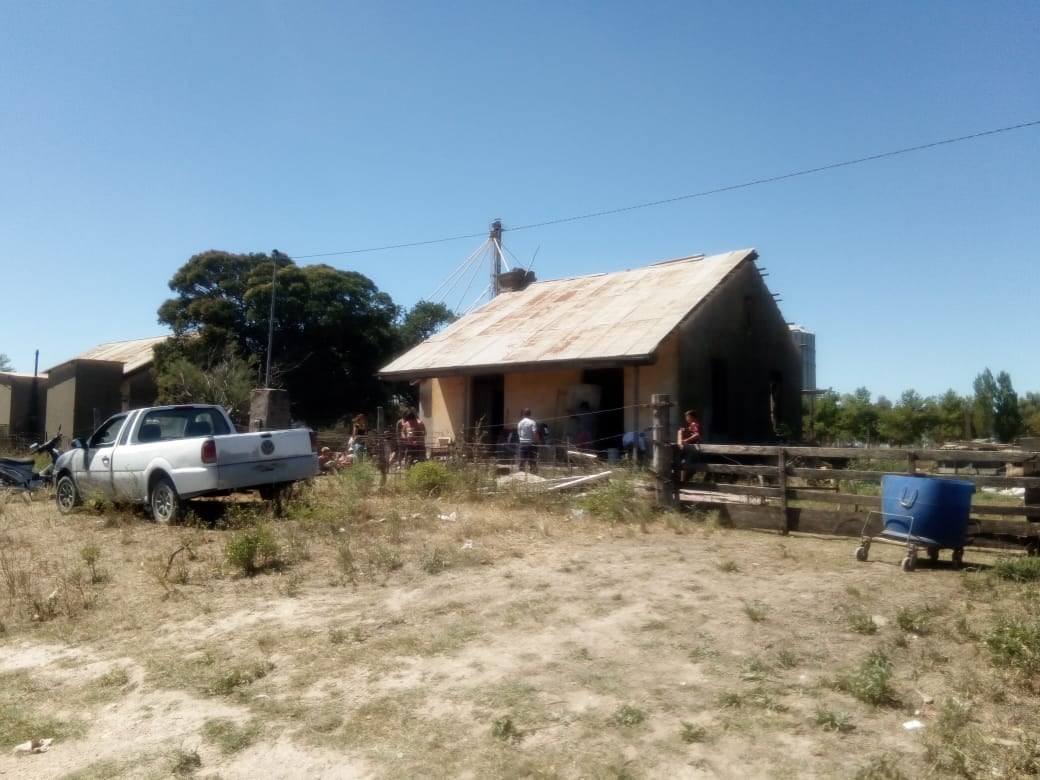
[854,475,975,572]
[855,511,965,572]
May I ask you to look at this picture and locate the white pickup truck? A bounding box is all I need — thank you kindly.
[53,404,319,522]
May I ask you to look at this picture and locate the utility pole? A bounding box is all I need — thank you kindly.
[265,260,277,387]
[489,219,503,298]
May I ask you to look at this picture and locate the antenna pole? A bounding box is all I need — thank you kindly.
[265,260,276,387]
[489,219,503,298]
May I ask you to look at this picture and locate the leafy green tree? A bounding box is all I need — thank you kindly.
[0,353,12,372]
[878,390,934,446]
[972,369,997,439]
[838,387,879,445]
[154,344,257,424]
[1020,392,1040,437]
[992,371,1023,443]
[396,300,456,350]
[931,389,970,443]
[157,250,400,427]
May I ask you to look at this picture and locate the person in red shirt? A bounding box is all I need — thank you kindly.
[401,408,427,465]
[677,409,701,482]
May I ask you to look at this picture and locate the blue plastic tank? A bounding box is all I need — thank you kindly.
[880,475,974,548]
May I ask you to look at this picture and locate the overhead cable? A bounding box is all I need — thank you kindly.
[292,119,1040,259]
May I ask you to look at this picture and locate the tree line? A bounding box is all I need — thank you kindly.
[804,369,1039,447]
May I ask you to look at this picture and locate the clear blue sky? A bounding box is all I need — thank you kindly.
[2,1,1037,402]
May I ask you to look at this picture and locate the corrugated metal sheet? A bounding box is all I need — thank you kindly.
[52,336,169,375]
[380,249,756,378]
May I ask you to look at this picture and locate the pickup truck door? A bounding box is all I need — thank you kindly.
[76,413,129,501]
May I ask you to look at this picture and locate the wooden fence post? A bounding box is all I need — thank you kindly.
[778,446,789,534]
[652,394,675,509]
[375,405,388,487]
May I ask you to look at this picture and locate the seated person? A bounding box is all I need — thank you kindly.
[677,409,701,482]
[621,430,648,462]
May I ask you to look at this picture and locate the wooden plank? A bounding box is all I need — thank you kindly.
[971,504,1040,519]
[682,500,1040,547]
[680,482,779,498]
[788,489,882,507]
[693,444,1038,465]
[689,463,778,477]
[972,517,1040,537]
[789,467,1040,489]
[789,467,888,481]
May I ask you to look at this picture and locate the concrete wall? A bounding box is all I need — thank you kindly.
[627,329,681,435]
[0,381,9,432]
[122,368,158,410]
[425,376,466,442]
[46,361,125,440]
[677,260,802,442]
[0,374,46,437]
[504,368,582,433]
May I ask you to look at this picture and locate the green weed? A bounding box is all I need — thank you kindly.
[742,600,768,622]
[169,746,202,776]
[609,704,647,726]
[837,650,897,706]
[680,721,708,743]
[991,556,1040,583]
[201,717,262,753]
[847,610,878,634]
[896,606,932,635]
[815,707,855,733]
[224,525,280,576]
[492,715,521,742]
[405,461,456,497]
[984,615,1040,686]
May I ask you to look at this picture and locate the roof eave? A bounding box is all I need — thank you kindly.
[379,353,657,382]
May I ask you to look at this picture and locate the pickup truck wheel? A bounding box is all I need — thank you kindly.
[55,475,81,514]
[150,476,182,524]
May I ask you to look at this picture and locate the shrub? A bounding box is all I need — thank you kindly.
[224,526,280,576]
[838,650,897,706]
[405,461,455,497]
[609,704,647,727]
[337,461,378,497]
[984,615,1040,686]
[579,479,652,525]
[991,556,1040,583]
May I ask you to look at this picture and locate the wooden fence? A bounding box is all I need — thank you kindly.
[677,443,1040,553]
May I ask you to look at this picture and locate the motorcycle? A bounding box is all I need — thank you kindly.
[0,430,63,492]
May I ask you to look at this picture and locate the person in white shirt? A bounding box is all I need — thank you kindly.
[517,408,542,472]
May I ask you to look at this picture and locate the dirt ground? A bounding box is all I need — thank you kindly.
[0,479,1038,779]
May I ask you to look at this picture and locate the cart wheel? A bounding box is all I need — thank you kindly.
[927,546,940,562]
[952,548,964,568]
[901,555,916,572]
[855,545,868,562]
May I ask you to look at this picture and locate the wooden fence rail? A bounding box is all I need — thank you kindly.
[677,443,1040,552]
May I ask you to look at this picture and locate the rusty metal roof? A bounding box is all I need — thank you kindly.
[49,335,169,375]
[380,249,757,379]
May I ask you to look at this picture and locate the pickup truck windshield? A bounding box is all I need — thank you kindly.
[136,408,232,443]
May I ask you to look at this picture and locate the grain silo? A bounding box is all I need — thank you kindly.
[788,325,816,392]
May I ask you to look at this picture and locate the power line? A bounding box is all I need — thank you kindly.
[293,119,1040,260]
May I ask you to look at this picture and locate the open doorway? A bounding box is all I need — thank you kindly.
[470,374,504,447]
[581,367,624,452]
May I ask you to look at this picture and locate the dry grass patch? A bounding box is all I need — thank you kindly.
[1,469,1040,778]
